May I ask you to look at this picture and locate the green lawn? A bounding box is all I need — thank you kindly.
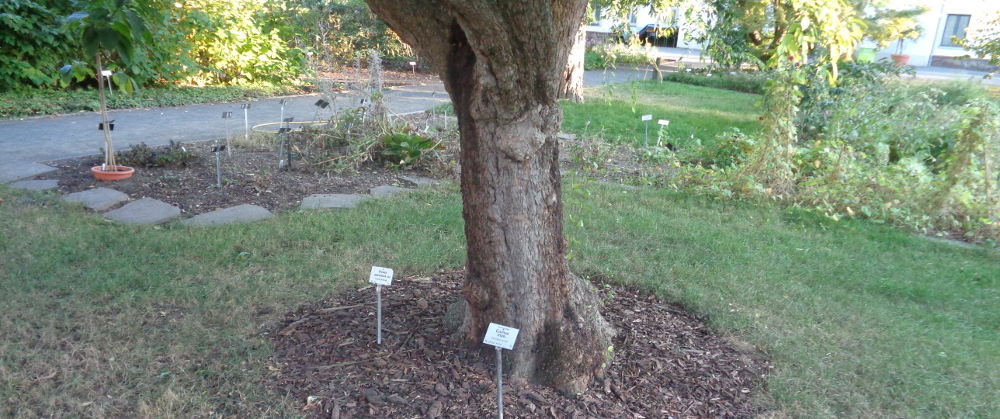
[3,180,998,418]
[561,81,763,149]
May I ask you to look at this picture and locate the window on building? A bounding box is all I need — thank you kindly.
[941,14,971,46]
[629,10,638,25]
[588,1,601,26]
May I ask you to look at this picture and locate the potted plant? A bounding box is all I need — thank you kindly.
[864,6,928,66]
[62,0,147,180]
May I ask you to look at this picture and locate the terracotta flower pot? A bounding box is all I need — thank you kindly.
[91,165,135,181]
[890,54,910,66]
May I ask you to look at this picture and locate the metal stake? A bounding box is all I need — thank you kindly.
[222,112,232,155]
[242,103,251,151]
[497,346,504,419]
[376,284,383,344]
[215,149,222,188]
[645,120,650,146]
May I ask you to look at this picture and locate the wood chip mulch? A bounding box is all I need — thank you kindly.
[266,271,772,418]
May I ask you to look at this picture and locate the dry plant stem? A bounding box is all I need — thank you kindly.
[96,53,116,171]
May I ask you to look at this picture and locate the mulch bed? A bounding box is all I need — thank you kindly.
[266,272,771,419]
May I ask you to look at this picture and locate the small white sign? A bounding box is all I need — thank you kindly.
[101,70,113,77]
[369,266,394,286]
[658,119,669,126]
[483,323,519,350]
[641,115,653,121]
[409,61,417,66]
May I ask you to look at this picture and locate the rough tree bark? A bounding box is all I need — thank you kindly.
[558,23,587,103]
[362,0,613,394]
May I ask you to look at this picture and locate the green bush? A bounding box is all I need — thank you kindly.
[0,84,303,119]
[115,141,197,168]
[0,0,77,92]
[659,71,769,94]
[380,133,436,168]
[583,40,653,70]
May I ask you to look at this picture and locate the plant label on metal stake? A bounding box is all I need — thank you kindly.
[642,115,653,146]
[657,120,670,147]
[314,99,330,122]
[368,266,394,344]
[484,323,519,419]
[409,61,417,75]
[101,70,113,96]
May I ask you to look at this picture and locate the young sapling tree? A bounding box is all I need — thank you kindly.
[62,0,148,172]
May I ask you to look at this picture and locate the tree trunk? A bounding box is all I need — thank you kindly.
[558,24,586,103]
[96,53,116,170]
[363,0,613,395]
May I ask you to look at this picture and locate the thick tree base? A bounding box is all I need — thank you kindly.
[447,273,614,395]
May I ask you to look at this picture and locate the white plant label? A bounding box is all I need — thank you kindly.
[100,70,113,76]
[658,119,670,126]
[369,266,394,285]
[641,115,653,121]
[483,323,519,350]
[409,61,417,66]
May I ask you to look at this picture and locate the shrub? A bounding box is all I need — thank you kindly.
[116,141,197,168]
[659,71,769,94]
[380,133,437,168]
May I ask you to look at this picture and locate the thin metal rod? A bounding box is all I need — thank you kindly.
[376,284,382,344]
[497,346,503,419]
[644,121,649,146]
[215,151,222,188]
[224,120,230,151]
[243,106,249,148]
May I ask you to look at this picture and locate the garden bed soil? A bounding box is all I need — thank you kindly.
[43,140,437,216]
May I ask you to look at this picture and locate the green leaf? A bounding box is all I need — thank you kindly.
[81,26,101,57]
[65,11,89,23]
[124,10,146,38]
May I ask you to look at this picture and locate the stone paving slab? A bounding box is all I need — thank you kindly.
[61,187,129,211]
[10,179,59,191]
[180,204,275,226]
[370,185,415,198]
[1,163,58,184]
[300,194,372,210]
[399,176,440,189]
[104,197,180,224]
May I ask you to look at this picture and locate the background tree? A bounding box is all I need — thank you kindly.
[0,0,76,91]
[862,6,928,56]
[362,0,614,394]
[559,0,679,102]
[287,0,411,71]
[737,0,863,191]
[959,11,1000,79]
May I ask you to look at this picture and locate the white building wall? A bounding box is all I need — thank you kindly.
[854,0,995,66]
[588,0,997,67]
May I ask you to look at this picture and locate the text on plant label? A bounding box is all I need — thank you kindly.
[483,323,519,350]
[369,266,394,285]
